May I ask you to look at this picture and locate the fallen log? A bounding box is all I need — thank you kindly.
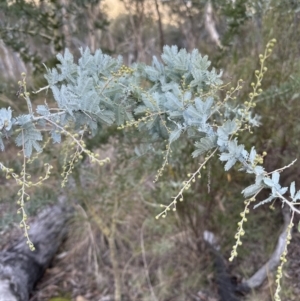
[0,201,73,301]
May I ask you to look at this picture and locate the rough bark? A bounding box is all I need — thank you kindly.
[0,202,73,301]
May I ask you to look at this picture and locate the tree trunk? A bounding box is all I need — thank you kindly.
[0,202,73,301]
[154,0,165,51]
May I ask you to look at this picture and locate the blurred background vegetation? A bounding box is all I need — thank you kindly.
[0,0,300,300]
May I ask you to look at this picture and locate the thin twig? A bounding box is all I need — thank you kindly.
[32,85,50,94]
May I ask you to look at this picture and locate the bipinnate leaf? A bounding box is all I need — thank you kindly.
[0,107,12,131]
[36,105,50,116]
[192,135,217,158]
[145,65,161,82]
[15,121,43,157]
[263,172,280,188]
[263,177,275,187]
[169,124,183,143]
[165,92,184,111]
[242,183,263,197]
[290,181,295,198]
[217,120,237,147]
[294,190,300,202]
[248,147,257,165]
[51,130,61,144]
[195,96,214,115]
[219,139,245,171]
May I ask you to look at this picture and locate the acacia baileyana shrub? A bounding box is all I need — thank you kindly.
[0,39,298,300]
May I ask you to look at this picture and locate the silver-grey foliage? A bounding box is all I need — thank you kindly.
[0,45,299,214]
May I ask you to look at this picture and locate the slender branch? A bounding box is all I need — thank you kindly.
[156,147,218,219]
[267,159,297,175]
[276,192,300,215]
[32,111,66,122]
[32,85,50,94]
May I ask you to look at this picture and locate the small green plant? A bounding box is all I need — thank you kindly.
[0,39,298,300]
